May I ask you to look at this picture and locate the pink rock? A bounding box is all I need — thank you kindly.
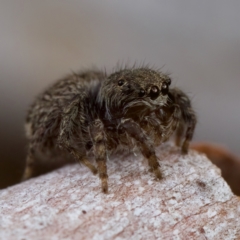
[1,144,240,239]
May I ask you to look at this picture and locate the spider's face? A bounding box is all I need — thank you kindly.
[99,68,171,118]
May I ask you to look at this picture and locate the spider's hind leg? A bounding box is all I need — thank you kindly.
[22,142,36,181]
[57,95,98,175]
[59,140,98,175]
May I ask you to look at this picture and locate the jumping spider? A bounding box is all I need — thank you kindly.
[22,67,196,193]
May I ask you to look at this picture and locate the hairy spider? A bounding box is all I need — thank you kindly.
[22,67,196,193]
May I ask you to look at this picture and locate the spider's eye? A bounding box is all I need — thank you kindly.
[167,78,171,85]
[149,85,159,100]
[118,79,124,86]
[161,83,169,95]
[139,89,145,97]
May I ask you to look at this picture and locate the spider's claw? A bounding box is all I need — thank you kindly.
[91,167,98,175]
[181,140,189,154]
[102,180,108,194]
[154,168,163,180]
[148,167,153,173]
[149,166,163,179]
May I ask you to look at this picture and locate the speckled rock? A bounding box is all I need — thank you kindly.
[1,144,240,240]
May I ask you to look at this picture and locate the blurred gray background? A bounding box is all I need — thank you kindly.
[0,1,240,188]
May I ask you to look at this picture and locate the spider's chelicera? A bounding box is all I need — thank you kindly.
[22,67,197,193]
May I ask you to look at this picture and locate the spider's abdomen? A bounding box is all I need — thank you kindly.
[25,71,105,146]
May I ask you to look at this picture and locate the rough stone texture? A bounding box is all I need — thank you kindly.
[192,142,240,196]
[1,144,240,240]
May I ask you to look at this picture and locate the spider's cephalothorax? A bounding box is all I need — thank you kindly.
[22,67,197,193]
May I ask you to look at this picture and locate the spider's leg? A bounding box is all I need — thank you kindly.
[175,121,185,147]
[57,95,97,174]
[120,118,162,179]
[89,119,108,193]
[169,88,197,154]
[59,140,97,175]
[22,142,36,181]
[181,107,197,154]
[22,125,46,181]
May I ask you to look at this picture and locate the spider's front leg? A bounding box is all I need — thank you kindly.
[120,118,162,180]
[89,119,108,193]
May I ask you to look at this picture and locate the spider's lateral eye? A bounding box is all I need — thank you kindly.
[139,89,145,97]
[161,83,169,95]
[118,79,124,86]
[149,85,159,100]
[167,78,171,85]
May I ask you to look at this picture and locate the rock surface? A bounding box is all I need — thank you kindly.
[1,144,240,240]
[192,142,240,196]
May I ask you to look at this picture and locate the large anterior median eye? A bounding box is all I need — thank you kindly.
[161,83,169,95]
[149,85,159,100]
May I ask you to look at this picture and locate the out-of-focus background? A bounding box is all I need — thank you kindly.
[1,1,240,189]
